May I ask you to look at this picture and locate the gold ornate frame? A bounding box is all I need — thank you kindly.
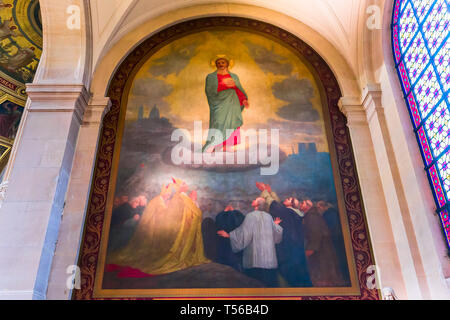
[74,17,380,300]
[0,136,13,173]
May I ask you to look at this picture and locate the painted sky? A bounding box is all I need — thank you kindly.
[127,30,329,154]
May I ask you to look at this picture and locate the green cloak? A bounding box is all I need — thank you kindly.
[202,71,248,152]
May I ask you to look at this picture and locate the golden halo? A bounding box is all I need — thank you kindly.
[210,54,235,70]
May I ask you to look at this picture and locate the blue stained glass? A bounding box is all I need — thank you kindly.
[413,64,443,117]
[412,0,435,22]
[422,0,448,54]
[401,0,411,12]
[424,101,449,156]
[437,150,450,200]
[393,0,450,249]
[434,40,449,91]
[399,2,420,53]
[404,33,430,83]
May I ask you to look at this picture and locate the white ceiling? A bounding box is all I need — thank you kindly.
[89,0,374,82]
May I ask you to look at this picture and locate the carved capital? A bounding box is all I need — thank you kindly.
[339,83,384,127]
[362,83,383,123]
[25,84,90,124]
[83,96,111,125]
[338,96,367,126]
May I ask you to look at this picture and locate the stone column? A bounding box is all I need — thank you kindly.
[362,82,449,299]
[339,95,409,299]
[46,97,111,300]
[361,84,427,299]
[0,84,89,299]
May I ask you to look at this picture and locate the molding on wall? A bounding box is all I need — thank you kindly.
[362,83,383,123]
[25,84,90,124]
[338,96,367,126]
[83,96,111,125]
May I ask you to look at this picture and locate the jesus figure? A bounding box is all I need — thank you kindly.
[202,55,249,153]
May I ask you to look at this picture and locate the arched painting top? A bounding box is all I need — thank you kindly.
[75,16,379,300]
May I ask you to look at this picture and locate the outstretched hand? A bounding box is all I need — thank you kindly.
[274,217,282,225]
[217,230,230,238]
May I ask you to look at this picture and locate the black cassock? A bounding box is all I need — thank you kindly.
[201,217,218,261]
[108,203,145,252]
[323,207,350,284]
[110,202,134,228]
[215,210,245,272]
[268,201,312,287]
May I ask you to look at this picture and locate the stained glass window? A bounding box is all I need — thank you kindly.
[392,0,450,250]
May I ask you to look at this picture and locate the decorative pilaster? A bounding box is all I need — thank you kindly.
[46,96,111,299]
[361,83,383,123]
[338,93,408,299]
[0,84,89,300]
[338,96,367,126]
[26,84,90,124]
[361,83,429,299]
[341,82,450,299]
[82,96,111,125]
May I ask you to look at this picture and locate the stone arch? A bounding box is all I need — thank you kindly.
[356,0,383,87]
[35,0,91,85]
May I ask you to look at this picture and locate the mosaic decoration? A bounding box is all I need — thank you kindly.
[0,0,42,83]
[392,0,450,249]
[0,135,12,174]
[0,0,42,173]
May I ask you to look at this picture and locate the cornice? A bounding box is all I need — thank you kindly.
[339,83,383,126]
[25,84,90,124]
[362,83,383,122]
[338,96,367,126]
[83,96,111,125]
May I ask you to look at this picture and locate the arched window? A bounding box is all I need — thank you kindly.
[392,0,449,249]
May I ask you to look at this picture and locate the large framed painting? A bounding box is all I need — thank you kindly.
[76,17,379,300]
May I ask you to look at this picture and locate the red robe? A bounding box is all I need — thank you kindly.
[214,74,247,148]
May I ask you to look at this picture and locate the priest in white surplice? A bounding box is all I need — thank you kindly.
[217,197,283,287]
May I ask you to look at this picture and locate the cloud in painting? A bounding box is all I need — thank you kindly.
[272,77,319,122]
[149,43,200,77]
[129,78,173,112]
[248,118,325,152]
[265,118,323,135]
[244,41,292,75]
[253,118,323,141]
